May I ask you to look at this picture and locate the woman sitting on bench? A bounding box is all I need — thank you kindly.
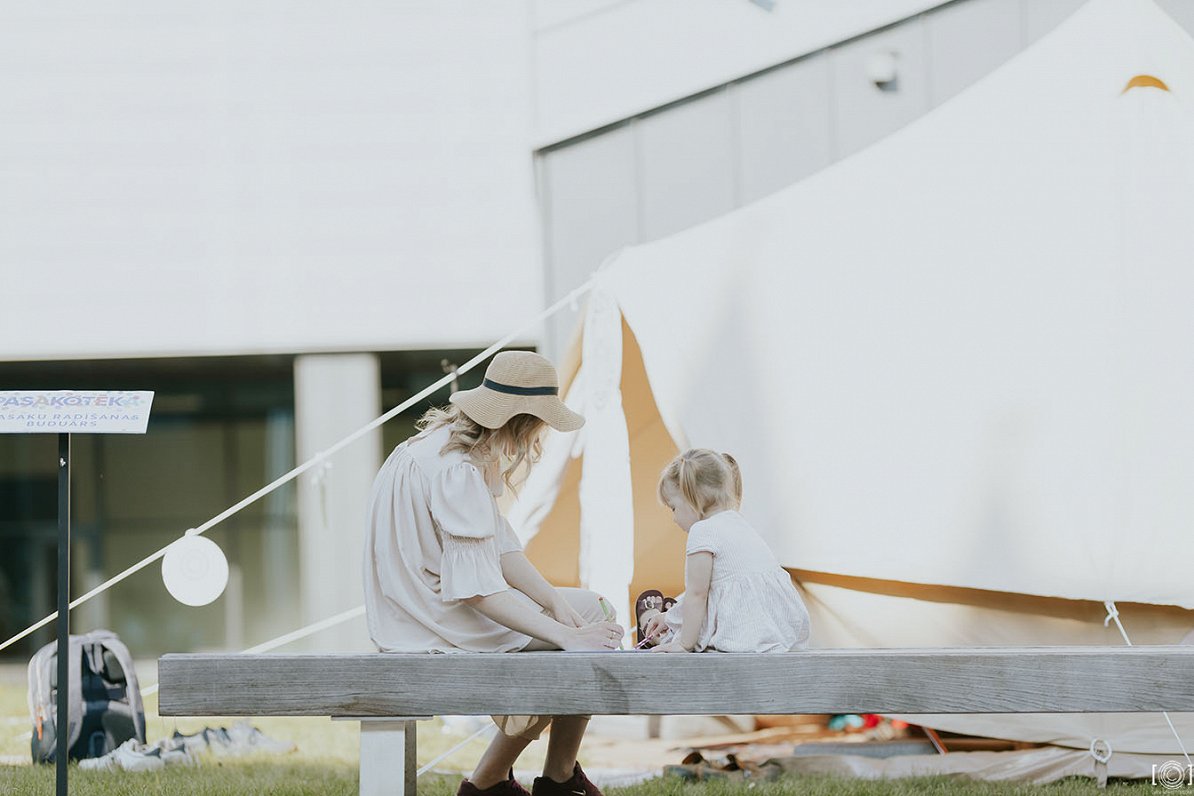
[363,351,624,796]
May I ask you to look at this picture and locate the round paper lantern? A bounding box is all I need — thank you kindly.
[161,533,229,607]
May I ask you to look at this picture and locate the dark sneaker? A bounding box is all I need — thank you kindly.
[458,769,531,796]
[532,763,603,796]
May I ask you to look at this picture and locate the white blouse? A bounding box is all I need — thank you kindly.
[363,424,531,653]
[664,510,812,653]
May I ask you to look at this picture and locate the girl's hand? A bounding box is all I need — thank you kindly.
[643,614,668,641]
[650,640,691,653]
[547,594,586,628]
[560,621,625,651]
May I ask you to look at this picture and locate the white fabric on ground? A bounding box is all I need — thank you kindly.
[772,746,1187,786]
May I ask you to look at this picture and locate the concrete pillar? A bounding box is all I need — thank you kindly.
[294,354,381,651]
[261,408,300,637]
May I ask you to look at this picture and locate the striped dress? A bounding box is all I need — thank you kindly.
[663,510,811,653]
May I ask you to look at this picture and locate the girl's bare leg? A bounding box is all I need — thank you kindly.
[470,731,533,789]
[542,716,590,782]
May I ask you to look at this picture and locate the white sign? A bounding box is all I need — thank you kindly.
[0,390,154,434]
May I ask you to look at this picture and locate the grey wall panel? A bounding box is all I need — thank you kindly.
[637,90,737,241]
[540,125,639,356]
[1157,0,1194,35]
[927,0,1022,106]
[1022,0,1086,43]
[735,54,834,205]
[830,18,932,160]
[536,0,1088,361]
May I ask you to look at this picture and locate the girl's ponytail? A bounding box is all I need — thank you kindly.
[678,452,706,516]
[721,452,743,507]
[659,448,744,518]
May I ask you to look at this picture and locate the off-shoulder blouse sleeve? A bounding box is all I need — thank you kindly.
[430,462,508,601]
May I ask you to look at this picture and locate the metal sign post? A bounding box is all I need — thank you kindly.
[0,390,154,796]
[56,433,70,795]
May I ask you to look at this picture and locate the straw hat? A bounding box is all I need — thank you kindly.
[449,351,584,432]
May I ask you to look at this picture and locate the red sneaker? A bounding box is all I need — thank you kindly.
[531,763,603,796]
[457,769,532,796]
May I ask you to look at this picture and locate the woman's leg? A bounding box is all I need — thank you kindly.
[470,731,534,789]
[475,589,608,785]
[528,590,606,779]
[541,716,590,782]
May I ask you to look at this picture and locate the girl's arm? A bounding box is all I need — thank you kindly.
[676,552,714,651]
[499,551,586,626]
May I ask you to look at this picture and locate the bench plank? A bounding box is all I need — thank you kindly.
[158,646,1194,716]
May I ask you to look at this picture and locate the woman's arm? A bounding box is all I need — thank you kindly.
[667,552,714,652]
[464,590,569,646]
[465,590,620,651]
[500,552,565,610]
[499,551,586,627]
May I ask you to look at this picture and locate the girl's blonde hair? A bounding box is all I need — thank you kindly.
[657,448,743,517]
[417,404,546,490]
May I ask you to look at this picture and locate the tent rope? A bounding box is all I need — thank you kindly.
[138,602,490,776]
[1103,600,1192,766]
[0,275,599,655]
[139,604,370,699]
[416,724,498,777]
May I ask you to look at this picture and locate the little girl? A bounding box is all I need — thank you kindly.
[639,449,811,653]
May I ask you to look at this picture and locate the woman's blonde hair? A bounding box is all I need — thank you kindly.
[657,448,743,518]
[417,404,546,490]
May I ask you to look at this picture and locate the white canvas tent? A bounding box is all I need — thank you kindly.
[511,0,1194,757]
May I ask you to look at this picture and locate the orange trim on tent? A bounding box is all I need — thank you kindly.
[789,568,1194,621]
[1121,74,1170,93]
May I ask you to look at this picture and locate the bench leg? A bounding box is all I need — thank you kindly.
[359,719,417,796]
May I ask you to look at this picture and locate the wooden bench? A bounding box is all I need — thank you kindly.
[158,646,1194,796]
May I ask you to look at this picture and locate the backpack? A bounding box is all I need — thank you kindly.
[27,629,146,763]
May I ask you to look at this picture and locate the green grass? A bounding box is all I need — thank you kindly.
[0,767,1164,795]
[0,676,1164,795]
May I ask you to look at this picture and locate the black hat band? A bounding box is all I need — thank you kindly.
[483,379,558,397]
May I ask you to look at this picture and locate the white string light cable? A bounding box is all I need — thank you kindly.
[416,725,498,777]
[0,275,600,655]
[1102,600,1192,766]
[139,605,369,698]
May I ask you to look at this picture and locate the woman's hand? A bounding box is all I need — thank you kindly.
[559,621,625,651]
[650,639,691,653]
[546,594,587,628]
